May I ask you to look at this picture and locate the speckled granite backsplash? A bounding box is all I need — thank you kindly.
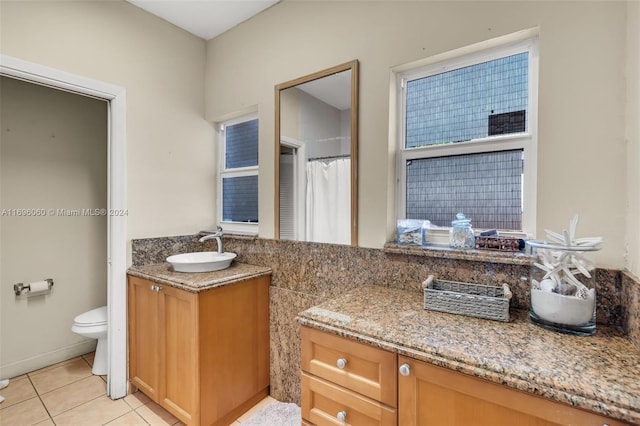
[131,234,640,405]
[623,271,640,350]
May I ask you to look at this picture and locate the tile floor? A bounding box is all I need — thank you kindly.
[0,352,278,425]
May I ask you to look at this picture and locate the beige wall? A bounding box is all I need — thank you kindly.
[0,0,216,243]
[1,0,633,270]
[0,1,214,374]
[280,87,301,140]
[1,77,107,376]
[626,0,640,277]
[206,0,630,269]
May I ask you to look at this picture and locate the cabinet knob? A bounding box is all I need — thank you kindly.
[336,358,347,369]
[336,410,347,422]
[399,363,411,376]
[150,285,163,292]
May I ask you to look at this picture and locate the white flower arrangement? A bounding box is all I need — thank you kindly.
[533,214,602,298]
[530,215,602,326]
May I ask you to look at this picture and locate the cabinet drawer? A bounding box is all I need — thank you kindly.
[301,326,397,407]
[302,373,397,426]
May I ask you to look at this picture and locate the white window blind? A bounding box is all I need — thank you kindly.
[396,34,538,234]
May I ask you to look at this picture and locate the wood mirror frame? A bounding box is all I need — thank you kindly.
[274,60,359,245]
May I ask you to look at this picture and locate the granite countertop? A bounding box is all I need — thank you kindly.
[297,285,640,424]
[127,262,272,292]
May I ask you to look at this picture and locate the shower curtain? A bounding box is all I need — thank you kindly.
[305,157,351,244]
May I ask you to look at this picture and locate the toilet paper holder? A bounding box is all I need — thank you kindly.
[14,279,54,296]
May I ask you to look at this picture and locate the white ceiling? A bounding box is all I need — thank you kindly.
[126,0,279,41]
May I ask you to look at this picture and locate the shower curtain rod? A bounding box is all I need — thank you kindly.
[308,154,350,162]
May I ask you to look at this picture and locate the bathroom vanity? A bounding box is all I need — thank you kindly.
[127,262,271,426]
[298,286,640,425]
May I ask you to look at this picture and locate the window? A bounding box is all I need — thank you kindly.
[396,35,538,235]
[217,113,259,234]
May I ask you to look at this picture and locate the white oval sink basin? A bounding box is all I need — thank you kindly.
[166,252,237,273]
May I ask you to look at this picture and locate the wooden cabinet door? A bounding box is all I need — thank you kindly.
[158,284,199,426]
[198,276,270,426]
[128,274,270,426]
[128,276,160,400]
[398,356,628,426]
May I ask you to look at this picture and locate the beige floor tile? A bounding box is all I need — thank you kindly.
[8,374,27,381]
[28,357,83,376]
[29,357,93,395]
[236,396,278,422]
[82,352,95,367]
[3,359,276,426]
[0,376,37,408]
[124,390,151,409]
[40,375,106,416]
[105,410,149,425]
[135,400,179,426]
[52,395,130,426]
[0,396,49,426]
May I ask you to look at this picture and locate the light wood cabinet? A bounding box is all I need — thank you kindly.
[398,356,629,426]
[301,327,629,426]
[300,326,397,426]
[128,274,270,426]
[128,279,199,422]
[128,275,162,401]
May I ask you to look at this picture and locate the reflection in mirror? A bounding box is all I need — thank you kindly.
[275,61,358,245]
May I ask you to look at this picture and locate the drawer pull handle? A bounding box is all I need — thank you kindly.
[337,410,347,422]
[150,285,163,292]
[336,358,347,369]
[399,363,411,376]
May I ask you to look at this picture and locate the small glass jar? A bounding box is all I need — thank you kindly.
[526,240,600,336]
[449,213,475,249]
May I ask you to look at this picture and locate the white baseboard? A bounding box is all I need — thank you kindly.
[0,340,97,379]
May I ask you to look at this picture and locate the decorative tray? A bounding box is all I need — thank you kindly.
[475,235,522,252]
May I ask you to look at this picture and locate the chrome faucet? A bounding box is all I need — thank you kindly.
[199,226,224,254]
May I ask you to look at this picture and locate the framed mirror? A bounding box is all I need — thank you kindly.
[274,60,358,245]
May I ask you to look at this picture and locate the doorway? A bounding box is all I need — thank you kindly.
[0,54,127,399]
[279,137,305,241]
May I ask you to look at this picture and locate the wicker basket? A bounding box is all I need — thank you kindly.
[421,275,512,322]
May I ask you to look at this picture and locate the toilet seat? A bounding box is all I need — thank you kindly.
[73,306,107,327]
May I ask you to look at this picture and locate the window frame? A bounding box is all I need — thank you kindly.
[395,34,538,237]
[216,112,259,235]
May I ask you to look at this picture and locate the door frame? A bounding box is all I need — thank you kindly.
[280,136,306,240]
[0,54,128,399]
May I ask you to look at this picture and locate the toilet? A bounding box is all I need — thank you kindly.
[72,306,108,375]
